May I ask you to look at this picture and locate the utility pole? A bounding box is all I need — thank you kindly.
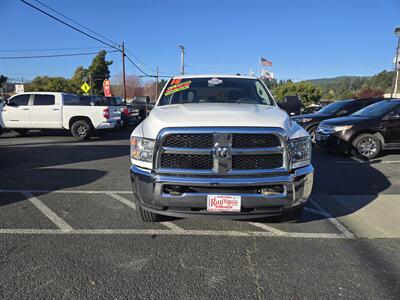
[122,42,127,102]
[178,45,185,75]
[393,27,400,98]
[155,66,159,100]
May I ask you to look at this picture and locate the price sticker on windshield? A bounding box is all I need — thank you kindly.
[165,80,191,96]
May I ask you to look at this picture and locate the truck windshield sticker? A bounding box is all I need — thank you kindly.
[208,78,223,86]
[165,80,191,96]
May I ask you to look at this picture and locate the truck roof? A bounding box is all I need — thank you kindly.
[170,74,258,80]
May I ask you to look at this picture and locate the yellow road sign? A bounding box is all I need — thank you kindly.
[81,82,91,93]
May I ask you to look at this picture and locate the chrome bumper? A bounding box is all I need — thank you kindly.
[130,164,314,219]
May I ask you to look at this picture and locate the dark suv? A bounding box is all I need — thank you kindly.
[291,98,384,143]
[316,99,400,159]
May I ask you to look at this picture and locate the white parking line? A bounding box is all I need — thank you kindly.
[0,228,350,239]
[160,222,185,231]
[247,222,285,235]
[310,199,355,239]
[23,191,73,232]
[106,192,136,210]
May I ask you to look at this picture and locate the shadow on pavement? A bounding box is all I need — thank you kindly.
[0,131,132,207]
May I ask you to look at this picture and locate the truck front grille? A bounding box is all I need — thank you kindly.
[164,134,213,148]
[156,128,287,175]
[161,154,213,170]
[232,134,280,148]
[232,154,283,170]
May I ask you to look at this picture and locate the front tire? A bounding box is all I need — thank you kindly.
[282,206,304,222]
[71,120,92,140]
[12,129,29,136]
[352,133,381,160]
[133,194,162,222]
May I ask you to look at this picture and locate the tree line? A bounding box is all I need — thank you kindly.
[1,50,396,106]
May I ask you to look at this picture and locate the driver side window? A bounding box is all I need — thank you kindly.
[9,94,30,106]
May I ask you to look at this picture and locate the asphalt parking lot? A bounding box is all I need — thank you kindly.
[1,130,400,299]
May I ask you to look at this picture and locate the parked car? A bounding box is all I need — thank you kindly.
[0,92,121,140]
[130,74,313,222]
[302,104,323,114]
[79,95,126,128]
[128,96,155,125]
[291,98,385,143]
[316,99,400,159]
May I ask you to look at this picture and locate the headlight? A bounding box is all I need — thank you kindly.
[319,125,353,134]
[332,125,353,132]
[289,137,312,169]
[130,136,155,163]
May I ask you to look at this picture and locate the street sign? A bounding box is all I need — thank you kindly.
[81,82,91,93]
[15,84,24,94]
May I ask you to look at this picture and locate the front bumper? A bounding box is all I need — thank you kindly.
[130,164,314,219]
[315,132,350,151]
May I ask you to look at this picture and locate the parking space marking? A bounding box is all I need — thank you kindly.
[247,222,285,235]
[310,198,355,239]
[0,228,350,239]
[0,189,355,239]
[160,222,185,231]
[23,191,73,232]
[106,192,136,210]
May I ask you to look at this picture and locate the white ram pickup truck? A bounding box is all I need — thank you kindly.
[0,92,121,140]
[130,75,314,222]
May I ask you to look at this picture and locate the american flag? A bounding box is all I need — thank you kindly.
[260,57,273,67]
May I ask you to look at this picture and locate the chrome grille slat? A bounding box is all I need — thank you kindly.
[155,127,289,175]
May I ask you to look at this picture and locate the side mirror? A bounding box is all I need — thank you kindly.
[384,113,400,121]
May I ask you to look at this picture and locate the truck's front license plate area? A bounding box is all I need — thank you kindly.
[207,195,241,212]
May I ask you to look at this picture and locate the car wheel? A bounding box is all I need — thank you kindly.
[133,194,162,222]
[12,129,29,136]
[71,120,92,140]
[308,127,317,144]
[352,133,382,160]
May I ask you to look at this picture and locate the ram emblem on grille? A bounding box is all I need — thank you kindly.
[214,145,231,160]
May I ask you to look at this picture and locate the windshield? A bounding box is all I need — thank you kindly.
[317,101,350,114]
[352,101,399,117]
[158,77,274,106]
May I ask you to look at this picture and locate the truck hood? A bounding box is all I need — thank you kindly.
[138,103,305,139]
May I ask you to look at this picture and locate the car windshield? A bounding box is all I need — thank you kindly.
[317,101,350,114]
[352,101,399,117]
[158,77,274,106]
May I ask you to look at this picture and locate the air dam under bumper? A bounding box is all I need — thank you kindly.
[130,164,314,219]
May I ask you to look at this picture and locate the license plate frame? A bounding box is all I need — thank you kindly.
[207,195,241,212]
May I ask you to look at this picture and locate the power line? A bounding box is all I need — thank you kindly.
[31,0,118,47]
[0,50,119,60]
[0,46,114,52]
[19,0,163,78]
[19,0,120,50]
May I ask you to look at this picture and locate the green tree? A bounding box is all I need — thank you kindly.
[0,75,7,86]
[25,76,72,93]
[70,66,89,94]
[87,50,113,95]
[272,81,322,106]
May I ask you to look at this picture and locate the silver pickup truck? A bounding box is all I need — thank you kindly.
[130,75,313,222]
